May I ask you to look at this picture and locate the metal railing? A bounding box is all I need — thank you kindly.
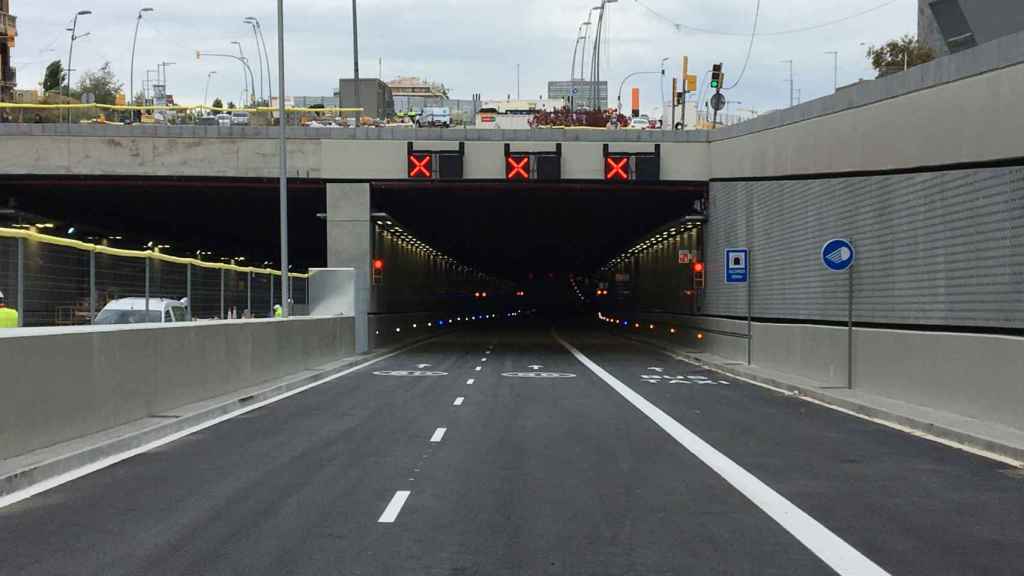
[0,228,308,327]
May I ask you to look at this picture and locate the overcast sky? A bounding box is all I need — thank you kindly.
[10,0,917,115]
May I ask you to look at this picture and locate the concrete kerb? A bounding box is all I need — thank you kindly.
[612,329,1024,466]
[0,330,444,500]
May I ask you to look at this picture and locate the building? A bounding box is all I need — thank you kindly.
[919,0,1024,56]
[0,0,16,102]
[336,78,394,119]
[388,76,448,113]
[293,96,340,109]
[548,80,608,110]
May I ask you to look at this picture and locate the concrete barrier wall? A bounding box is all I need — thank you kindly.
[0,317,354,461]
[619,312,1024,432]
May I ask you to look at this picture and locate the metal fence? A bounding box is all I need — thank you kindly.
[0,229,309,328]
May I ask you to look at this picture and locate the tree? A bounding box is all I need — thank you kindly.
[43,60,66,94]
[72,62,123,105]
[227,101,236,110]
[867,35,935,78]
[211,98,224,110]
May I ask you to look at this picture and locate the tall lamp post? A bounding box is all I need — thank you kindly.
[276,0,290,316]
[245,17,273,104]
[590,0,618,112]
[230,41,255,105]
[568,24,587,111]
[129,7,154,122]
[204,71,217,110]
[66,10,93,125]
[243,18,264,103]
[351,0,361,123]
[196,51,256,107]
[825,51,839,92]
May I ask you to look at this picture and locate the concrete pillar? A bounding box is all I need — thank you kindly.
[327,182,371,353]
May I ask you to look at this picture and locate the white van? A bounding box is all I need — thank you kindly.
[416,107,451,128]
[93,298,191,325]
[230,111,251,126]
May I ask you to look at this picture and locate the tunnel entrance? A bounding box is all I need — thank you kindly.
[370,181,705,281]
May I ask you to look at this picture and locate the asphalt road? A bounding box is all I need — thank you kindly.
[1,320,1022,575]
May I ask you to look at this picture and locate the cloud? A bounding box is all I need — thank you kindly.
[10,0,917,113]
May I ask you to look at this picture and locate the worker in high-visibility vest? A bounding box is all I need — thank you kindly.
[273,304,283,318]
[0,290,19,328]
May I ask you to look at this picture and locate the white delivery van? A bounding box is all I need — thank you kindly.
[416,107,451,128]
[93,298,191,325]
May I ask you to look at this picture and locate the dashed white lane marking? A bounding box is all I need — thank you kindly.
[474,366,482,372]
[0,341,427,510]
[430,427,447,443]
[553,332,891,576]
[453,397,465,406]
[485,351,492,355]
[378,490,412,523]
[719,380,730,385]
[481,358,488,362]
[466,378,475,385]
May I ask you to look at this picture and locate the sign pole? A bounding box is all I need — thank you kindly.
[747,250,752,365]
[847,265,854,389]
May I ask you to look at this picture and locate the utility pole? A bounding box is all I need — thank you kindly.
[825,51,838,92]
[276,0,290,316]
[781,59,794,108]
[351,0,361,122]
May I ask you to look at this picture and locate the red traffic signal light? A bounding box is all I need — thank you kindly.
[408,153,432,178]
[692,261,704,273]
[506,155,530,180]
[373,259,384,271]
[605,156,630,181]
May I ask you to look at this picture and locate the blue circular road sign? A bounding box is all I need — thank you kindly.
[821,239,855,272]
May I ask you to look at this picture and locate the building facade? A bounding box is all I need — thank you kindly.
[0,0,16,102]
[547,80,608,110]
[336,79,395,119]
[919,0,1024,56]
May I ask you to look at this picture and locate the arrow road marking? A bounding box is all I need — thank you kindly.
[529,365,543,370]
[416,364,432,369]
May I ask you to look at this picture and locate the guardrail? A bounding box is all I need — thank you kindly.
[0,227,309,327]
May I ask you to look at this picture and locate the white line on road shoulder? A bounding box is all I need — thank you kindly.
[453,397,465,406]
[430,427,447,442]
[0,342,426,510]
[378,490,411,523]
[553,331,890,576]
[466,378,475,385]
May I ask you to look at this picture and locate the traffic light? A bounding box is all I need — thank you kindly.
[710,64,723,90]
[372,259,384,285]
[693,261,705,289]
[506,155,530,180]
[605,156,630,181]
[408,153,432,179]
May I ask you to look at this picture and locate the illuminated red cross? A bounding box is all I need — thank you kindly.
[506,156,529,180]
[605,156,629,181]
[409,154,432,178]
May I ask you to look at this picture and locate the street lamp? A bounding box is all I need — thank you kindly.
[824,51,839,92]
[243,19,264,103]
[659,57,669,109]
[275,0,290,317]
[616,69,660,117]
[204,71,217,110]
[590,0,618,111]
[66,10,92,125]
[569,28,587,111]
[196,51,257,107]
[230,41,255,105]
[129,7,154,122]
[158,61,175,93]
[244,17,273,103]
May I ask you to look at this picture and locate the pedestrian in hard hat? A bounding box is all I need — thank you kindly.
[273,304,283,318]
[0,290,19,328]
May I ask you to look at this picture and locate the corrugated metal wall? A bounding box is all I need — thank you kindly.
[704,165,1024,328]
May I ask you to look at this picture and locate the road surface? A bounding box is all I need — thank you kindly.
[1,321,1022,575]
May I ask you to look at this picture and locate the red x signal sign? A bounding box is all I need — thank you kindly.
[605,156,630,181]
[506,155,530,180]
[408,153,432,178]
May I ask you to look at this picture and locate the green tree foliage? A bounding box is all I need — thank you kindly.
[42,60,66,94]
[867,35,935,78]
[227,102,236,109]
[72,62,123,105]
[211,98,224,110]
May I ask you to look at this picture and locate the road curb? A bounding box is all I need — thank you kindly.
[615,330,1024,466]
[0,332,443,500]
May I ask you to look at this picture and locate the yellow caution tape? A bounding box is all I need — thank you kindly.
[0,102,363,115]
[0,227,309,278]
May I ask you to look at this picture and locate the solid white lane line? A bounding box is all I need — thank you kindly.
[378,490,412,523]
[430,427,447,442]
[453,397,465,406]
[0,343,425,510]
[474,366,482,371]
[553,332,890,576]
[466,378,475,385]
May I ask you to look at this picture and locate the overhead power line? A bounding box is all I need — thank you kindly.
[725,0,760,90]
[632,0,899,37]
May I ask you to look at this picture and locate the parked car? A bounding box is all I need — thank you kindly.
[216,114,232,127]
[93,298,191,325]
[230,111,251,126]
[626,115,651,129]
[197,115,220,126]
